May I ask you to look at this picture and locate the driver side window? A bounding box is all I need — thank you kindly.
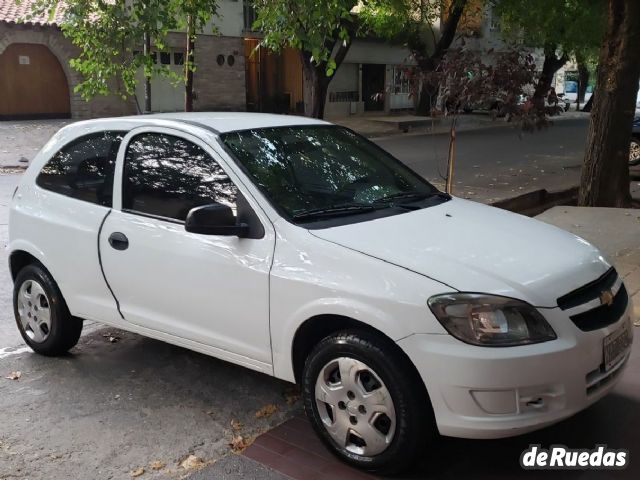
[122,133,238,222]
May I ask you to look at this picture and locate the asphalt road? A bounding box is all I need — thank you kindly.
[377,117,591,203]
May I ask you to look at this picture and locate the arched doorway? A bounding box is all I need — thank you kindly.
[0,43,71,119]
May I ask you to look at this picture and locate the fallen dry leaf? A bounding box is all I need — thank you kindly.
[255,404,277,419]
[180,455,206,471]
[283,386,300,405]
[130,467,145,477]
[229,435,251,453]
[102,332,120,343]
[230,419,243,431]
[5,371,21,380]
[149,460,165,470]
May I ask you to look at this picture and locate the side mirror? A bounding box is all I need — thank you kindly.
[185,203,250,237]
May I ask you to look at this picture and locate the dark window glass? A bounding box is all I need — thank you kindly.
[36,131,125,207]
[221,126,440,223]
[216,54,225,66]
[173,52,184,65]
[227,55,235,67]
[123,133,238,222]
[160,52,171,65]
[150,51,157,64]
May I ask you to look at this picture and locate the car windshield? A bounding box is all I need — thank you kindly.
[221,125,442,223]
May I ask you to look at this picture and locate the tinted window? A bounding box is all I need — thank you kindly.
[123,133,238,222]
[36,131,124,207]
[221,126,438,222]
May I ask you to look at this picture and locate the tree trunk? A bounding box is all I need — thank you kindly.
[577,62,589,105]
[185,16,195,112]
[416,78,439,115]
[532,45,567,110]
[143,31,152,114]
[301,53,330,119]
[300,38,352,119]
[579,0,640,207]
[411,0,468,116]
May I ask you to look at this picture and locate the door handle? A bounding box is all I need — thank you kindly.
[108,232,129,251]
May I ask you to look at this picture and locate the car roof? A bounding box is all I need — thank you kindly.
[70,112,330,135]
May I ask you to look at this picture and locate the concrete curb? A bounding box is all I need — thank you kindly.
[491,186,579,216]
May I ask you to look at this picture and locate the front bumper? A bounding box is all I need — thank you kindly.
[398,303,634,439]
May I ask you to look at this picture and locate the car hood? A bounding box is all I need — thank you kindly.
[310,198,610,307]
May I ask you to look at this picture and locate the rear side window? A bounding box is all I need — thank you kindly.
[36,131,125,207]
[122,133,238,222]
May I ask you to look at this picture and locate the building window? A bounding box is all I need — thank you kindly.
[329,91,359,103]
[160,52,171,65]
[243,0,257,31]
[489,6,501,32]
[392,67,410,95]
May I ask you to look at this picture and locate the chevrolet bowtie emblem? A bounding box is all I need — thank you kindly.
[600,290,614,306]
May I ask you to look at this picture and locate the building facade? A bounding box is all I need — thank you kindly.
[1,0,418,120]
[0,3,135,119]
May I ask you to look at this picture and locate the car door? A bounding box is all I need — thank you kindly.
[24,130,124,322]
[99,127,275,369]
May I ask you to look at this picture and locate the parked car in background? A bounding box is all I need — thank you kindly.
[630,115,640,165]
[9,113,635,474]
[563,81,593,105]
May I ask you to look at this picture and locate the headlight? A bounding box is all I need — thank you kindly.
[428,293,556,347]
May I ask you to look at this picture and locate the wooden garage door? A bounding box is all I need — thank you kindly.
[0,43,70,119]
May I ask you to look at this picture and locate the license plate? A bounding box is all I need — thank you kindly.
[603,321,632,371]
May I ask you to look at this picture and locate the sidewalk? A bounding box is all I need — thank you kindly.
[331,111,590,139]
[190,205,640,480]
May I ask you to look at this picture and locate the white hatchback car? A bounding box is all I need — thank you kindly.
[9,113,634,473]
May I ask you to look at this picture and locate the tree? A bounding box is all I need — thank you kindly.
[494,0,606,108]
[403,0,475,114]
[578,0,640,207]
[26,0,177,107]
[173,0,219,112]
[26,0,218,112]
[254,0,407,119]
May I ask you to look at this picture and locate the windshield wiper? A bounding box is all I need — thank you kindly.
[292,204,377,221]
[373,191,448,205]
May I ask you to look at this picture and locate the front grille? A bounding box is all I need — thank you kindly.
[569,285,628,332]
[556,268,629,332]
[557,267,618,310]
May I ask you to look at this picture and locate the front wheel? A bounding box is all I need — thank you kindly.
[13,264,82,356]
[301,330,434,474]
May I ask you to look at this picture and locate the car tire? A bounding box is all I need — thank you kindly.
[13,263,82,356]
[630,136,640,166]
[301,330,435,475]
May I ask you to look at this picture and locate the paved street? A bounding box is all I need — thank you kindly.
[377,116,590,203]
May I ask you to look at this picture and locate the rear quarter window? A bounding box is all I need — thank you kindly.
[36,131,125,207]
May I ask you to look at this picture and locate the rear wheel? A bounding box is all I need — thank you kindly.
[301,330,434,474]
[13,264,82,355]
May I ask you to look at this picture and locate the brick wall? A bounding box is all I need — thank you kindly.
[0,23,136,119]
[0,23,247,118]
[161,32,246,111]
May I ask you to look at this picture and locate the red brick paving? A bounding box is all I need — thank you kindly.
[243,412,378,480]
